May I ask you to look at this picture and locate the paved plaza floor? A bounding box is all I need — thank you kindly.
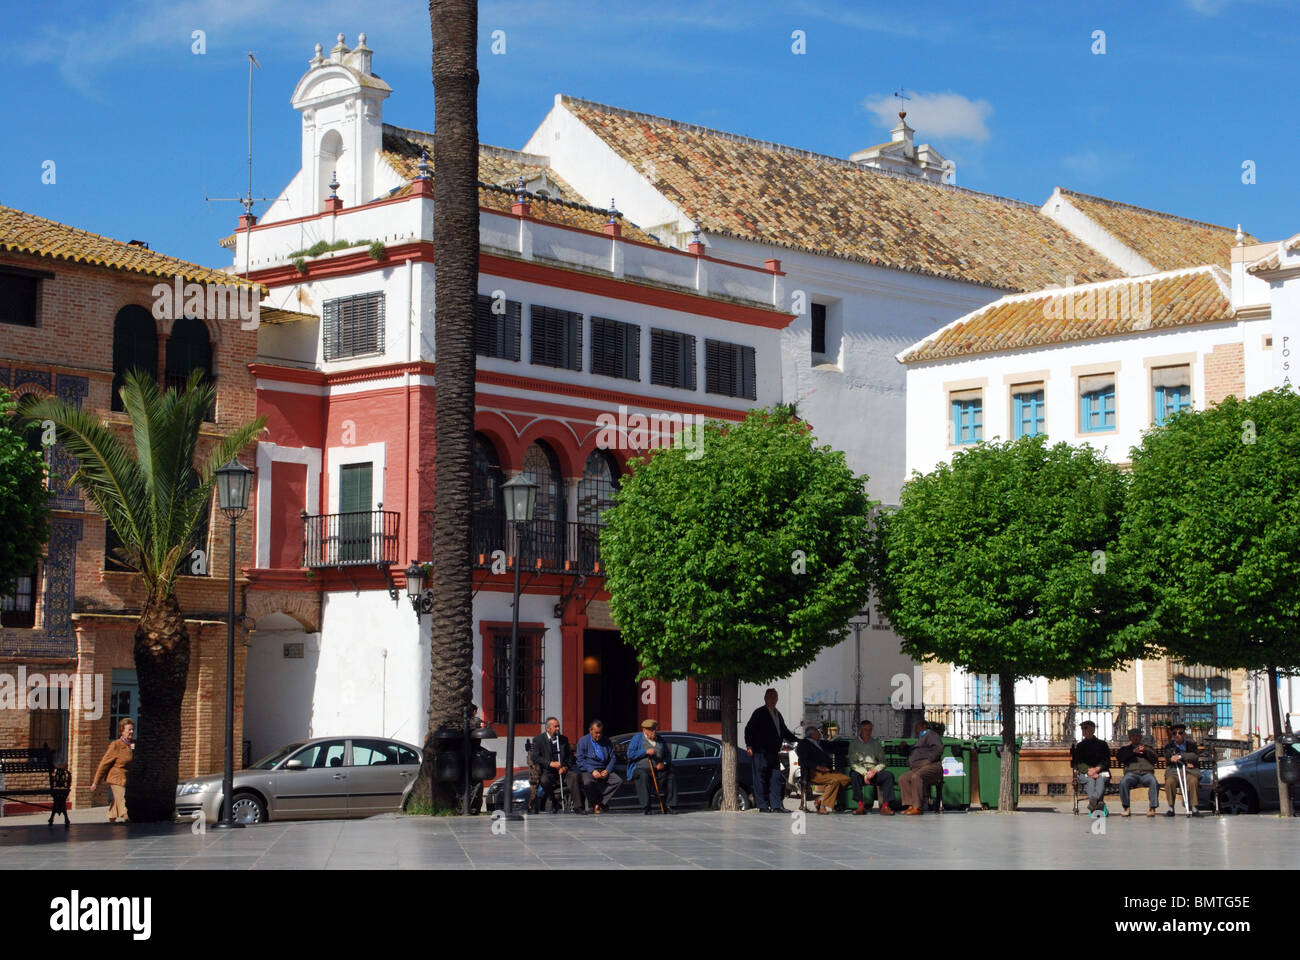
[0,806,1294,869]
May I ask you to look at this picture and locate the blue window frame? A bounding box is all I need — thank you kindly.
[951,394,982,445]
[1076,671,1113,708]
[1013,388,1045,438]
[972,674,999,716]
[1079,374,1116,432]
[1174,676,1231,729]
[1153,366,1192,426]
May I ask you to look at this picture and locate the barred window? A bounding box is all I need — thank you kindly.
[650,328,696,391]
[323,292,385,360]
[492,631,544,727]
[590,316,640,381]
[0,567,38,628]
[530,305,583,371]
[705,339,757,399]
[475,294,521,361]
[695,679,722,723]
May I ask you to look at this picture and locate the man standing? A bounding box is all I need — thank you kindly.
[898,718,944,815]
[847,719,895,815]
[795,725,851,813]
[1071,720,1112,816]
[744,687,799,813]
[627,718,677,814]
[1116,728,1160,817]
[531,716,581,813]
[1162,724,1200,817]
[575,719,623,814]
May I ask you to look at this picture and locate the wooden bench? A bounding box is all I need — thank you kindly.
[0,747,71,825]
[1070,743,1220,815]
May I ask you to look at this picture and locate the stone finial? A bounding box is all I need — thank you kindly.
[607,198,618,225]
[331,32,348,62]
[329,171,340,198]
[357,33,369,48]
[310,42,324,67]
[1235,224,1245,246]
[515,175,527,200]
[416,152,431,180]
[692,219,702,243]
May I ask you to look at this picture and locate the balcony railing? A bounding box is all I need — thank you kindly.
[303,510,400,568]
[422,510,605,576]
[802,702,1219,747]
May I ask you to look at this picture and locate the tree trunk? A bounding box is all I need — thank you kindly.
[998,671,1017,813]
[126,593,190,822]
[720,675,740,811]
[1267,664,1294,818]
[408,0,479,813]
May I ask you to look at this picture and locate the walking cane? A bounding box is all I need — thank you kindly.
[647,758,667,814]
[1175,759,1191,816]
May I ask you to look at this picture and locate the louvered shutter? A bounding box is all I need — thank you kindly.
[323,292,385,360]
[705,340,756,399]
[530,306,582,371]
[591,317,640,380]
[475,295,521,360]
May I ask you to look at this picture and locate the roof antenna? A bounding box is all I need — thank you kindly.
[206,52,273,277]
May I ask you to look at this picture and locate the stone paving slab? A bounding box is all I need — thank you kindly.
[0,809,1294,870]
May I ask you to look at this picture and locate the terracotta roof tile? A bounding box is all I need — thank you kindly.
[1058,189,1249,271]
[561,96,1123,292]
[1246,232,1300,274]
[0,203,261,289]
[900,266,1233,363]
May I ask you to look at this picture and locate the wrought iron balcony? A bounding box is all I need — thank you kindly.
[302,510,400,568]
[421,510,605,576]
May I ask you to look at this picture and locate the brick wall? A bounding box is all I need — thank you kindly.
[1203,341,1245,406]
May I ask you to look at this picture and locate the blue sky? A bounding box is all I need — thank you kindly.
[1,0,1295,268]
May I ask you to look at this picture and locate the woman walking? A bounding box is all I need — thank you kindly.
[91,719,135,823]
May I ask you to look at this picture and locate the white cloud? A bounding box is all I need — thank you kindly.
[862,91,993,143]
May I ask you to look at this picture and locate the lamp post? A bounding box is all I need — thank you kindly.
[213,457,253,829]
[501,474,536,820]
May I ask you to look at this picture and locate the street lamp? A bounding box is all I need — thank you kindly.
[213,457,253,829]
[405,561,433,619]
[501,474,537,820]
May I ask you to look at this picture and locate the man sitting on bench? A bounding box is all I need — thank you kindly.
[1071,720,1111,816]
[847,720,895,816]
[1162,724,1200,817]
[898,718,943,815]
[796,725,850,814]
[1116,728,1160,817]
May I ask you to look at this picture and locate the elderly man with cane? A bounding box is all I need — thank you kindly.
[1162,724,1200,817]
[627,719,677,814]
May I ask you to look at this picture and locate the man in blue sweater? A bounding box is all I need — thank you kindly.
[576,719,623,813]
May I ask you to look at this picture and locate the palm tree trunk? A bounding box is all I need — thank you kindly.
[409,0,479,812]
[126,594,190,821]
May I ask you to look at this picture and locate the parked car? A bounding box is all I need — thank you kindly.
[485,731,754,811]
[1199,739,1300,814]
[175,736,423,824]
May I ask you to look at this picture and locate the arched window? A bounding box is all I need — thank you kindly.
[521,441,564,524]
[576,450,619,525]
[111,305,157,412]
[166,316,214,419]
[470,434,505,560]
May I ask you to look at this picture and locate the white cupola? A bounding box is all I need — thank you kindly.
[289,33,392,214]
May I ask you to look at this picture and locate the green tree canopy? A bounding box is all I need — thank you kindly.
[600,407,873,810]
[873,435,1146,810]
[0,386,50,601]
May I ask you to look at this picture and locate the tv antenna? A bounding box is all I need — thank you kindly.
[206,52,273,277]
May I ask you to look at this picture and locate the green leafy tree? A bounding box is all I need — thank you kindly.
[0,387,50,609]
[23,370,264,821]
[1120,388,1300,816]
[873,435,1146,811]
[601,408,873,811]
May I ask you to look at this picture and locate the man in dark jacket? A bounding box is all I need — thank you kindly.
[575,719,622,813]
[627,719,677,813]
[532,717,581,813]
[744,688,799,813]
[1162,724,1200,816]
[795,725,851,813]
[899,718,944,815]
[1071,720,1112,815]
[1116,728,1160,816]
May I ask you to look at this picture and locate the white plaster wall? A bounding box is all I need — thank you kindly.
[244,622,321,761]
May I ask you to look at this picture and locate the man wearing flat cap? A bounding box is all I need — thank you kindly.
[1162,724,1200,816]
[626,719,677,814]
[1070,720,1112,815]
[1116,728,1160,817]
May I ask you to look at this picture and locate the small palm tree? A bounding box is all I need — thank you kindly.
[24,370,264,821]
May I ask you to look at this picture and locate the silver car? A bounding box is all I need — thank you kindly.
[175,736,423,825]
[1199,739,1300,814]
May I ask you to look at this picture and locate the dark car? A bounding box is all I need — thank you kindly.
[485,731,754,811]
[1198,739,1300,814]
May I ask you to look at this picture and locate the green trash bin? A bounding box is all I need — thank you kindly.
[975,736,1022,809]
[939,737,973,811]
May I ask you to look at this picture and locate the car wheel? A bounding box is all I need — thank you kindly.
[229,792,267,824]
[709,786,752,811]
[1216,781,1258,815]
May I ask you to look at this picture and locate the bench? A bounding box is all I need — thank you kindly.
[0,747,71,825]
[1070,743,1221,815]
[797,740,945,813]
